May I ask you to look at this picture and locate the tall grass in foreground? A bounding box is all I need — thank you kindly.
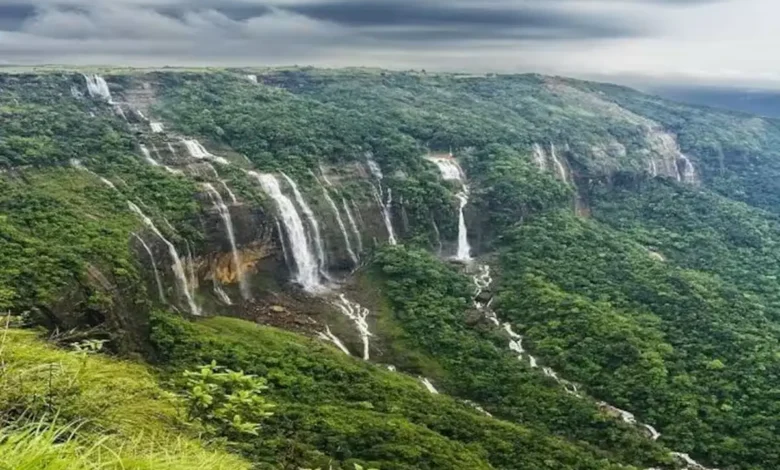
[0,324,250,470]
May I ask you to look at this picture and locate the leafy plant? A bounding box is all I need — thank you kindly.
[181,361,274,439]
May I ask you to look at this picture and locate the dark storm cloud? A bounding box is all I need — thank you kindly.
[0,3,35,30]
[155,3,273,22]
[286,0,640,39]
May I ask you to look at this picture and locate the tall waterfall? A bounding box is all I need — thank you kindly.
[83,74,113,102]
[183,140,230,165]
[132,233,166,303]
[250,172,322,292]
[679,155,697,184]
[342,197,364,254]
[127,202,200,315]
[532,144,547,171]
[549,144,570,184]
[334,294,371,360]
[366,157,397,245]
[203,183,250,300]
[428,156,472,261]
[281,173,328,273]
[323,188,358,267]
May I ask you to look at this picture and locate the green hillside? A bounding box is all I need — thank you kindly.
[2,68,779,469]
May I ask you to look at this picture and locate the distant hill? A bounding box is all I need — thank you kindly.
[651,84,780,118]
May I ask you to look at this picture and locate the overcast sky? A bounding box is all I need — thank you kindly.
[0,0,776,88]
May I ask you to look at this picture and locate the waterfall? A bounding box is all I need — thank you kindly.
[70,159,117,190]
[114,105,127,121]
[648,158,659,177]
[319,164,334,187]
[250,172,322,292]
[214,284,233,305]
[532,143,547,170]
[323,189,358,267]
[455,191,472,261]
[672,452,718,470]
[167,143,179,158]
[150,122,164,133]
[342,198,364,254]
[318,326,351,355]
[275,218,291,269]
[420,378,439,395]
[203,183,250,300]
[132,233,166,303]
[645,424,662,441]
[83,74,113,102]
[127,202,200,315]
[183,139,230,165]
[281,173,328,273]
[428,156,471,261]
[431,217,443,255]
[549,144,569,184]
[334,294,371,360]
[679,154,697,184]
[246,74,258,84]
[220,181,238,204]
[140,145,161,167]
[366,157,397,245]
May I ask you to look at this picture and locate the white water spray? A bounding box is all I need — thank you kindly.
[132,233,166,303]
[150,122,164,133]
[140,145,161,167]
[420,377,439,395]
[323,189,358,267]
[203,183,250,300]
[127,202,200,315]
[679,155,697,184]
[251,172,322,292]
[367,157,398,245]
[214,284,233,305]
[83,74,113,102]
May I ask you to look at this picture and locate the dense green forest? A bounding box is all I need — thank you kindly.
[2,68,780,469]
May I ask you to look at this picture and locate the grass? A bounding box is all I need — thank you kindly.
[0,324,250,470]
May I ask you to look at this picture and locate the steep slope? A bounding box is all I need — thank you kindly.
[2,68,780,469]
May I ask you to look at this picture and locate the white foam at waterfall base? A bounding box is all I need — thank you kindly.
[251,172,322,292]
[281,173,328,273]
[132,233,166,303]
[323,188,358,267]
[203,183,251,300]
[317,326,351,355]
[342,197,364,254]
[127,202,200,315]
[420,378,439,394]
[334,294,371,360]
[83,74,113,102]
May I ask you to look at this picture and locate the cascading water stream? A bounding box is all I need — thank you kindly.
[83,74,113,102]
[366,157,398,245]
[428,156,472,261]
[150,122,164,133]
[183,140,230,165]
[679,154,697,184]
[334,294,371,360]
[317,326,351,355]
[549,143,570,184]
[532,143,548,170]
[70,159,117,190]
[220,181,238,204]
[132,233,166,303]
[140,145,161,167]
[467,264,722,467]
[420,378,439,395]
[214,284,233,305]
[203,183,250,300]
[342,197,364,254]
[322,188,358,267]
[127,202,200,315]
[281,173,328,274]
[250,172,322,292]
